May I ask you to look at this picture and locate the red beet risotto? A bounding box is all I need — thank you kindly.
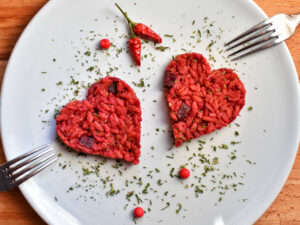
[56,77,142,164]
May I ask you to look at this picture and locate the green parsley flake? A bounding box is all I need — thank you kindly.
[155,46,170,51]
[132,79,145,87]
[169,168,175,177]
[212,157,219,165]
[82,167,93,176]
[157,179,163,185]
[126,191,134,201]
[176,203,182,214]
[219,144,228,149]
[142,183,150,194]
[135,194,143,203]
[84,51,91,56]
[161,202,170,210]
[87,66,95,72]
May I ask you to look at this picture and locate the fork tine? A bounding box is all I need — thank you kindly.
[224,20,270,46]
[2,144,50,168]
[231,39,280,61]
[226,28,275,51]
[10,157,57,189]
[10,153,56,180]
[228,34,278,57]
[8,147,53,173]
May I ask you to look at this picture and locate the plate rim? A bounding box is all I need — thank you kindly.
[1,0,299,224]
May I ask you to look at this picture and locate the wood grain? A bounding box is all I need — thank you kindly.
[0,0,299,224]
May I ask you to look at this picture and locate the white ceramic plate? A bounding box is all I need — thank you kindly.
[1,0,299,224]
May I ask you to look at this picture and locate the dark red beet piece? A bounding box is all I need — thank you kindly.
[177,102,191,121]
[80,136,95,148]
[163,71,177,89]
[108,81,118,94]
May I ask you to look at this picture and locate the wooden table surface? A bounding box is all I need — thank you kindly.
[0,0,299,224]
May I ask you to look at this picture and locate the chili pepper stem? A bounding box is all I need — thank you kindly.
[129,23,137,38]
[115,3,137,27]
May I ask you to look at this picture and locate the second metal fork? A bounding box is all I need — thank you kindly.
[225,13,300,60]
[0,144,56,191]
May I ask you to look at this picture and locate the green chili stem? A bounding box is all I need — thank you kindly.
[115,3,137,27]
[128,23,136,38]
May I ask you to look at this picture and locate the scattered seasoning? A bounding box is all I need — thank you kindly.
[56,81,63,86]
[206,40,215,50]
[154,46,170,51]
[246,160,253,164]
[161,202,170,210]
[87,66,95,72]
[84,51,91,56]
[135,194,143,203]
[219,144,228,149]
[132,79,145,87]
[106,183,119,197]
[82,167,93,176]
[212,157,219,165]
[157,179,163,185]
[234,131,239,136]
[126,191,134,201]
[41,72,47,74]
[41,88,45,92]
[142,183,150,194]
[176,203,182,214]
[197,29,201,38]
[195,186,204,196]
[164,34,173,38]
[169,168,175,178]
[248,106,253,111]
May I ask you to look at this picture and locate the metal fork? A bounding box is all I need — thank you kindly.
[0,144,56,191]
[225,13,300,61]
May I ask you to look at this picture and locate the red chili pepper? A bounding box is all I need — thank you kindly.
[128,23,141,66]
[115,3,162,43]
[133,23,162,43]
